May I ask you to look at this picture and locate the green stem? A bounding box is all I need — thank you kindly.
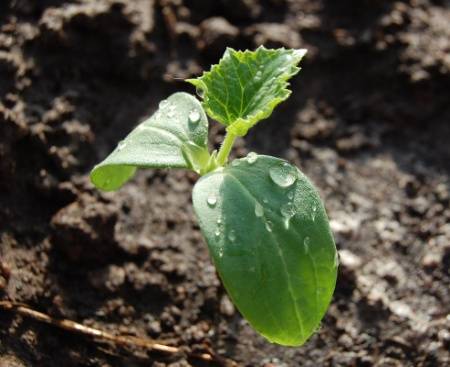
[216,132,237,166]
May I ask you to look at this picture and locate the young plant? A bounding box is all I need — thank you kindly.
[91,47,338,346]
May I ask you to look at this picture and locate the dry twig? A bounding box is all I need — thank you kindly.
[0,300,238,366]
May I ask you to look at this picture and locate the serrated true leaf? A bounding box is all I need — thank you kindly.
[192,155,337,346]
[187,47,306,136]
[90,92,209,191]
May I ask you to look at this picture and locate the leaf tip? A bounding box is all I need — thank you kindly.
[293,48,308,60]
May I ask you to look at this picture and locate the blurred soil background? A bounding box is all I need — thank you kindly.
[0,0,450,366]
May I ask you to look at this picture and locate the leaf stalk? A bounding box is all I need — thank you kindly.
[216,132,237,166]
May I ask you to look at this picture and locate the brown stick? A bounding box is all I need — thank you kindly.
[0,300,238,366]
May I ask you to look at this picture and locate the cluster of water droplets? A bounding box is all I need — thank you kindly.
[280,201,296,229]
[207,195,225,257]
[311,204,317,222]
[269,161,300,229]
[214,215,222,239]
[254,63,264,83]
[230,152,259,168]
[158,99,179,120]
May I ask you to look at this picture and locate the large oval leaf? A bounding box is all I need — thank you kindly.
[192,155,337,346]
[91,92,210,191]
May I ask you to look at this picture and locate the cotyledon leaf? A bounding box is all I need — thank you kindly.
[187,46,307,137]
[90,92,210,191]
[192,154,338,346]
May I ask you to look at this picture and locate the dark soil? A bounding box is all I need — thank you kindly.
[1,0,449,366]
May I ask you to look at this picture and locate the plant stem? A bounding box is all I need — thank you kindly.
[216,131,237,166]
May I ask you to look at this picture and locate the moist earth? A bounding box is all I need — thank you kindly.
[1,0,449,366]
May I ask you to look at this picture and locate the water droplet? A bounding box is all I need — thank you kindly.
[117,140,126,151]
[218,247,224,258]
[281,202,296,229]
[217,218,222,225]
[215,229,221,238]
[246,152,258,164]
[269,162,297,188]
[207,195,217,207]
[280,202,296,219]
[196,86,205,98]
[334,252,339,268]
[265,221,273,232]
[228,230,236,242]
[255,202,264,217]
[311,205,317,221]
[231,159,241,167]
[303,236,310,253]
[159,100,169,109]
[188,109,201,124]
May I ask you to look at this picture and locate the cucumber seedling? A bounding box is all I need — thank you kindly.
[91,47,338,346]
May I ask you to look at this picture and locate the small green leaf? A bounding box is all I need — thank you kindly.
[91,92,209,191]
[192,154,337,346]
[187,47,306,136]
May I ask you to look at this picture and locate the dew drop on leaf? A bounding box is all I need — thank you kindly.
[159,100,168,109]
[196,86,205,98]
[287,190,295,200]
[265,221,273,232]
[215,229,221,238]
[246,152,258,164]
[255,202,264,217]
[280,202,296,219]
[117,140,126,151]
[334,251,340,268]
[228,230,236,242]
[207,195,217,207]
[303,236,310,253]
[269,162,297,188]
[188,109,200,124]
[281,202,296,229]
[167,106,176,118]
[311,205,317,221]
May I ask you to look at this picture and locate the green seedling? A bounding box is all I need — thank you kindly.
[91,47,338,346]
